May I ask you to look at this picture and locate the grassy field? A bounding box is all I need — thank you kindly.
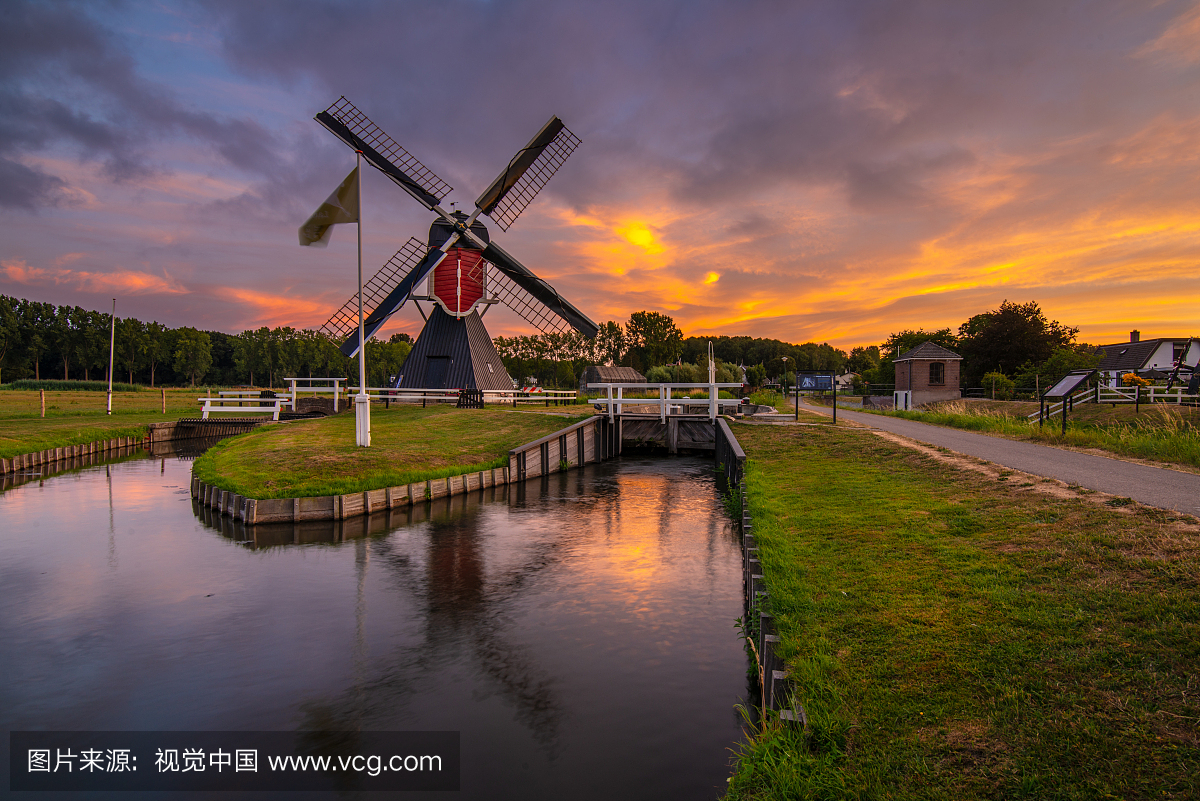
[725,423,1199,800]
[0,387,211,458]
[191,405,589,499]
[871,399,1200,470]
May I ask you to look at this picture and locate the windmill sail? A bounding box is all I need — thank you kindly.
[320,237,451,358]
[476,117,581,231]
[481,241,598,338]
[485,266,571,336]
[316,97,452,211]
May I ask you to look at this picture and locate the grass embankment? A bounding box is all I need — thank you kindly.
[726,423,1200,800]
[0,387,209,458]
[192,405,589,499]
[875,399,1200,470]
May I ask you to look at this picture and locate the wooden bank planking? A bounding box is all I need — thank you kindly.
[191,416,616,525]
[0,420,264,478]
[0,436,142,476]
[718,417,806,727]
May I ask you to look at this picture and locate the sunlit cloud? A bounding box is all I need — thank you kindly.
[223,287,336,329]
[1,259,188,295]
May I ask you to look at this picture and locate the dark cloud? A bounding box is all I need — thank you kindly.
[0,157,69,210]
[0,0,291,208]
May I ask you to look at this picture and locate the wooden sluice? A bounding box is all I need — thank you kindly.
[615,413,717,454]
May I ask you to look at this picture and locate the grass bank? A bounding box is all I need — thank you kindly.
[0,387,208,458]
[192,405,589,499]
[725,423,1199,799]
[867,399,1200,470]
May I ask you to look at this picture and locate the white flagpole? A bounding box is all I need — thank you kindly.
[355,150,370,447]
[106,298,115,415]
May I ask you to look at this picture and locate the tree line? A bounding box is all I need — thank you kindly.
[0,295,411,388]
[1,294,1093,393]
[495,310,852,389]
[845,300,1100,391]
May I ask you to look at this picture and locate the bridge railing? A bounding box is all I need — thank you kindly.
[588,382,744,422]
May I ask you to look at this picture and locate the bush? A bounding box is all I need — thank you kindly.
[2,379,141,392]
[980,371,1016,400]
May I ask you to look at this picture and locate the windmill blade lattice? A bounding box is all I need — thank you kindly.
[482,123,581,231]
[320,238,427,341]
[485,264,573,336]
[319,97,453,208]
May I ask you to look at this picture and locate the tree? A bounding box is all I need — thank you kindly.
[365,337,411,387]
[22,301,54,380]
[0,295,21,384]
[957,300,1077,386]
[882,328,958,359]
[144,322,169,387]
[847,345,880,375]
[594,321,625,366]
[115,317,146,385]
[76,308,109,381]
[173,327,212,387]
[746,363,767,388]
[1012,344,1102,393]
[388,332,412,344]
[625,311,682,369]
[52,305,83,380]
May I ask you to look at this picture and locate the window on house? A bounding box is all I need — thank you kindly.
[1174,343,1186,364]
[929,362,945,385]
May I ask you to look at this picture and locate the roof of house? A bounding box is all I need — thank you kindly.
[1093,338,1192,373]
[582,365,646,382]
[894,341,962,361]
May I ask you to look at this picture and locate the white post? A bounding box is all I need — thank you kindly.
[106,298,115,415]
[354,151,370,447]
[617,385,623,416]
[709,382,717,420]
[290,379,297,412]
[660,383,666,423]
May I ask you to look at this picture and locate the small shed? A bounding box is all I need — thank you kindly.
[579,365,646,393]
[894,342,962,407]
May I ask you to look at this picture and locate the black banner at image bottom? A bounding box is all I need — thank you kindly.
[10,731,459,792]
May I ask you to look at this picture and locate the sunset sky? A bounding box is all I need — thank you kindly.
[2,0,1198,350]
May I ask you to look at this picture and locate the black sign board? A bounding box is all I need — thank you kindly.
[1043,369,1095,399]
[797,372,833,391]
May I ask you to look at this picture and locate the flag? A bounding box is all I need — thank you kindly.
[298,166,359,247]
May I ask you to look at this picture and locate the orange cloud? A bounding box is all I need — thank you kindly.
[1,259,188,295]
[224,287,337,329]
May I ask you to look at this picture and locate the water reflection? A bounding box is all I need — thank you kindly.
[2,452,747,800]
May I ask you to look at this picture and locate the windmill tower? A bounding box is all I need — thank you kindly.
[314,97,597,390]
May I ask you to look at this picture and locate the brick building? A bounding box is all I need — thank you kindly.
[894,341,962,408]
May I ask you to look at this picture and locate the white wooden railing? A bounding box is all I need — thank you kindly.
[1028,383,1198,422]
[285,377,348,413]
[198,395,290,420]
[587,382,744,422]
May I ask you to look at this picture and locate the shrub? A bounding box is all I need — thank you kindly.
[980,371,1016,400]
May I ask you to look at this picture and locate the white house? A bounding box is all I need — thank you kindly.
[1094,331,1198,387]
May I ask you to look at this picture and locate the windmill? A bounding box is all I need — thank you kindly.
[314,97,598,391]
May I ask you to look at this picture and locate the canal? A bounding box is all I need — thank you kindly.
[1,449,749,799]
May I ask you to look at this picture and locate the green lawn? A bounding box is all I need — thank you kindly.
[725,423,1200,800]
[0,387,208,458]
[191,405,589,499]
